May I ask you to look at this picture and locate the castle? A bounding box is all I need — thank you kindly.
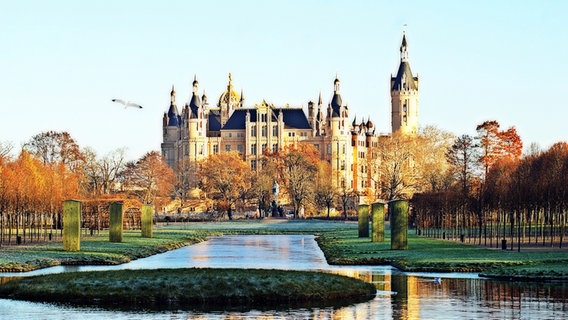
[161,32,418,198]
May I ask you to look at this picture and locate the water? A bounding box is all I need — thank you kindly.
[0,235,567,319]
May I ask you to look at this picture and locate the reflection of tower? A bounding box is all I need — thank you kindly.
[391,274,420,320]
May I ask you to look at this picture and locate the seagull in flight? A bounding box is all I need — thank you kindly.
[112,99,143,109]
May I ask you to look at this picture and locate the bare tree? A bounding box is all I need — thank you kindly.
[375,132,417,200]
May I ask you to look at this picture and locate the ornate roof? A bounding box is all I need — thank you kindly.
[217,73,241,107]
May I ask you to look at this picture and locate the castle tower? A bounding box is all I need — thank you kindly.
[218,73,241,127]
[391,31,419,134]
[161,85,181,167]
[187,75,208,161]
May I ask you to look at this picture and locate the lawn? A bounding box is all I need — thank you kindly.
[1,219,567,280]
[0,268,376,311]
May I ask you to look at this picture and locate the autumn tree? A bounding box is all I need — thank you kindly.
[250,162,276,217]
[476,120,523,178]
[418,126,455,192]
[197,152,251,220]
[374,132,417,200]
[314,161,336,218]
[175,158,199,209]
[265,144,319,218]
[23,131,85,170]
[122,151,174,207]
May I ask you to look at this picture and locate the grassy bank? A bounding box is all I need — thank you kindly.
[0,268,376,311]
[1,220,567,281]
[315,226,568,281]
[0,230,211,272]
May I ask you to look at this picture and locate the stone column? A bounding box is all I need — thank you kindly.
[63,200,81,251]
[390,200,408,250]
[141,204,153,238]
[371,202,385,242]
[358,204,369,238]
[109,202,123,243]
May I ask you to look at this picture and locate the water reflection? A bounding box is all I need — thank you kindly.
[0,235,567,319]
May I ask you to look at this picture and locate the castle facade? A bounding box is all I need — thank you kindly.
[161,32,418,198]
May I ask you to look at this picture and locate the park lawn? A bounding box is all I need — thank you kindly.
[315,226,568,280]
[0,230,210,272]
[0,220,567,280]
[0,268,376,311]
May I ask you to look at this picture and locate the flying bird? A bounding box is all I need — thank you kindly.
[112,99,143,109]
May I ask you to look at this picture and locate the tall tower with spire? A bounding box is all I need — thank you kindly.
[161,85,181,167]
[391,31,419,134]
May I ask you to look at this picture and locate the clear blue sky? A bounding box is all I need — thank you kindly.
[1,1,566,161]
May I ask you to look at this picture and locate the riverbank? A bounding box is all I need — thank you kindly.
[0,230,210,272]
[1,220,567,281]
[313,225,568,281]
[0,268,376,310]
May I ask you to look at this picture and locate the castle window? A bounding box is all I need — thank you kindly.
[261,114,267,122]
[288,132,295,137]
[272,143,278,153]
[342,144,346,154]
[225,145,231,152]
[272,125,278,136]
[237,145,243,154]
[341,160,345,171]
[251,125,257,137]
[327,144,331,154]
[251,143,257,155]
[251,160,257,170]
[261,125,267,137]
[199,145,203,155]
[184,145,189,156]
[262,143,267,153]
[213,145,219,154]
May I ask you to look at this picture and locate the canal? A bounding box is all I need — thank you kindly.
[1,235,566,319]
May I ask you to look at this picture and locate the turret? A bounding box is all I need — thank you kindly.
[391,31,419,134]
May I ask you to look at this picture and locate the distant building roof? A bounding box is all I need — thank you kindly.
[391,61,418,91]
[208,112,221,131]
[167,103,179,126]
[222,108,311,130]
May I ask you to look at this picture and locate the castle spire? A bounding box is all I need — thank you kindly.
[318,91,323,106]
[400,31,408,62]
[170,84,176,104]
[192,75,198,93]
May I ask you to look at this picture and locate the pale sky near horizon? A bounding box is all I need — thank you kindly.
[1,1,566,161]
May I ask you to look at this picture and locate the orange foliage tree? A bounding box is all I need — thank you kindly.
[197,152,251,220]
[264,143,319,218]
[121,151,174,208]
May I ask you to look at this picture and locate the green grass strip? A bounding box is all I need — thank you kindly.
[0,268,376,311]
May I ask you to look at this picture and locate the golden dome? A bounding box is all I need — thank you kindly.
[217,73,241,107]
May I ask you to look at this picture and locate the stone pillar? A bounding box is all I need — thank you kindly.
[358,204,369,238]
[390,200,408,250]
[141,204,153,238]
[109,202,123,243]
[371,202,385,242]
[63,200,81,251]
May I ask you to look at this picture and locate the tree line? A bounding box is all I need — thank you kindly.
[0,131,174,245]
[412,121,567,250]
